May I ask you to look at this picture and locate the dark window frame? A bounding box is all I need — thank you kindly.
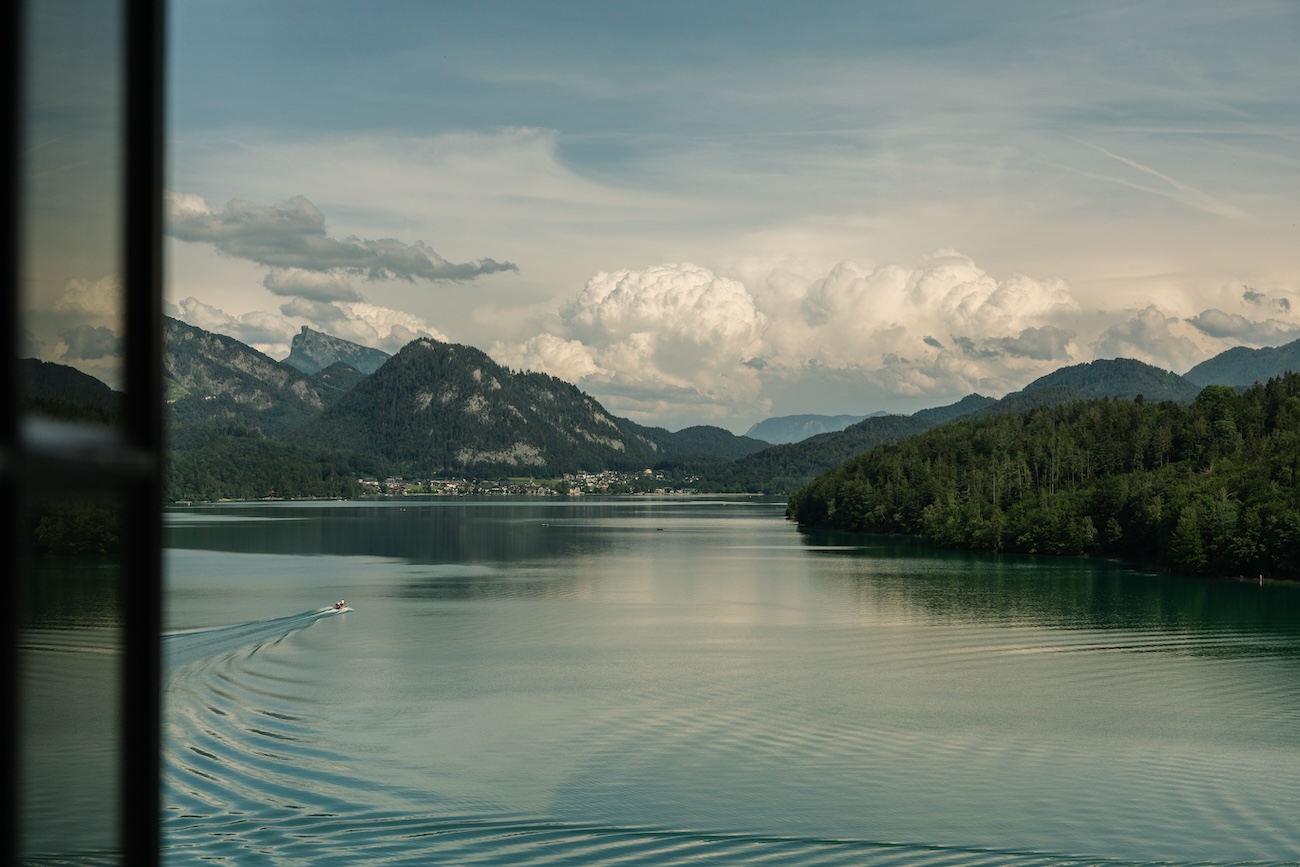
[4,0,165,862]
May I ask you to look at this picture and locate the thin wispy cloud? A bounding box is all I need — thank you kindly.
[1066,140,1248,220]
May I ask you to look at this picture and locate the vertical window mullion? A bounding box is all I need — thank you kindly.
[121,0,165,862]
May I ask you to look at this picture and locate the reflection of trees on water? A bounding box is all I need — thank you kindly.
[166,499,780,600]
[799,528,1300,643]
[168,501,648,561]
[22,558,122,630]
[398,568,590,602]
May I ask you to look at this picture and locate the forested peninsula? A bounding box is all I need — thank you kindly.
[787,374,1300,580]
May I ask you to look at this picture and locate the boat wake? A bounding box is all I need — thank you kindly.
[161,608,1288,866]
[165,607,345,670]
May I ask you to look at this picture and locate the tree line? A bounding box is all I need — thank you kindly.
[787,375,1300,580]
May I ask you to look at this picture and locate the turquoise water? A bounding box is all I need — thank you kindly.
[147,498,1300,863]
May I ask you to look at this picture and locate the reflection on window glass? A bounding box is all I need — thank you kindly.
[19,0,125,415]
[19,550,123,858]
[16,0,127,860]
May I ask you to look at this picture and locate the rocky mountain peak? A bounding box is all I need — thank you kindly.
[283,326,391,376]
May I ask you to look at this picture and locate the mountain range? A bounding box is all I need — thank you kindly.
[164,317,353,438]
[36,318,1300,493]
[163,318,768,474]
[289,336,769,473]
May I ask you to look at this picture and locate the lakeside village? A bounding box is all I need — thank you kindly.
[357,469,702,498]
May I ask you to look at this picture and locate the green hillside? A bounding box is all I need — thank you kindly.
[788,375,1300,579]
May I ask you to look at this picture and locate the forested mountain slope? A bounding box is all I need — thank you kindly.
[1184,337,1300,387]
[1006,357,1202,403]
[690,394,996,492]
[21,357,122,424]
[696,358,1195,493]
[788,376,1300,579]
[164,316,343,437]
[291,337,765,474]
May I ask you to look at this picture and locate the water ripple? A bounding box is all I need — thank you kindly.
[164,810,1300,867]
[161,601,1300,865]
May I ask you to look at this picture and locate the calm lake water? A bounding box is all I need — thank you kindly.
[50,496,1300,865]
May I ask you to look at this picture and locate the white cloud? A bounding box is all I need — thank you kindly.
[532,263,769,421]
[1092,306,1210,372]
[493,254,1099,425]
[566,263,766,351]
[757,252,1085,402]
[327,301,449,354]
[491,333,607,382]
[173,296,299,355]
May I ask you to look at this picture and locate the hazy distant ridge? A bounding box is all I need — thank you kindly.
[744,413,882,444]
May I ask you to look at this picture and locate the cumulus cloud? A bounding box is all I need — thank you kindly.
[1186,309,1300,344]
[763,252,1083,401]
[491,333,607,382]
[1092,306,1207,372]
[493,254,1090,424]
[785,253,1078,360]
[174,295,451,358]
[174,297,299,351]
[326,301,449,354]
[167,193,518,282]
[569,264,767,405]
[492,263,768,420]
[564,263,766,350]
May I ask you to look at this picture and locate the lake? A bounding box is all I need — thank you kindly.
[26,496,1300,864]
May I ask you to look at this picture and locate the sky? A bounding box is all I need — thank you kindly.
[24,1,1300,433]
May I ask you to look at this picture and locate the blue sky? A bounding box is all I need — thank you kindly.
[50,0,1297,430]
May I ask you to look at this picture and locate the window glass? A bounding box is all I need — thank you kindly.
[16,0,127,860]
[19,0,125,420]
